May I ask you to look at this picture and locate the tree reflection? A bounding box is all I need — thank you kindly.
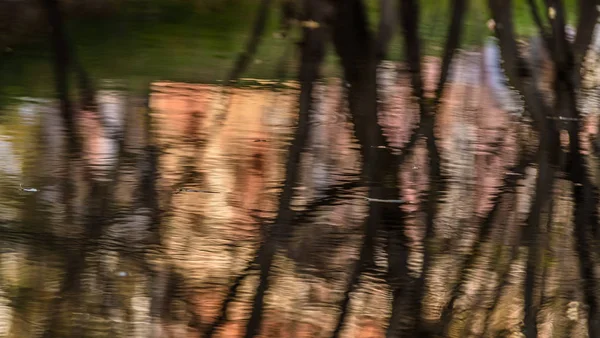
[1,0,600,337]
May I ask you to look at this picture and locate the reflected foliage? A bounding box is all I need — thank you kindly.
[0,0,599,338]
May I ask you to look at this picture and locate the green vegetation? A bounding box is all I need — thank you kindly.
[0,0,580,100]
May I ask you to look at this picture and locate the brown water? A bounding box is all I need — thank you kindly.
[1,0,600,332]
[0,43,598,337]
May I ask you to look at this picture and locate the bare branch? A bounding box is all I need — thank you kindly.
[543,2,600,334]
[242,1,328,335]
[291,180,362,224]
[441,154,531,335]
[488,3,562,337]
[522,153,554,338]
[544,0,571,66]
[487,1,527,92]
[435,0,468,101]
[398,0,424,99]
[393,1,452,335]
[526,0,551,43]
[205,255,257,337]
[329,0,404,335]
[488,0,560,145]
[227,0,272,83]
[570,169,600,338]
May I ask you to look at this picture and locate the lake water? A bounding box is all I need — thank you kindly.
[0,1,597,338]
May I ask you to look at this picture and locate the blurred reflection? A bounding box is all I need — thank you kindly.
[0,42,593,336]
[1,2,600,337]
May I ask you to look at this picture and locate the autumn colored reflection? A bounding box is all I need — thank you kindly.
[2,0,600,333]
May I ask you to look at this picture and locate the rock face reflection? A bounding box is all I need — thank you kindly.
[0,43,599,337]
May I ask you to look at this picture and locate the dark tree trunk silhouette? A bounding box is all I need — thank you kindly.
[526,0,551,49]
[388,0,465,336]
[548,2,600,335]
[242,1,329,336]
[573,0,599,74]
[227,0,272,83]
[205,255,257,337]
[18,1,600,337]
[435,0,467,101]
[522,149,553,338]
[39,2,91,335]
[490,0,599,336]
[291,181,362,225]
[279,0,297,38]
[328,0,397,335]
[488,3,552,337]
[43,0,98,148]
[552,3,600,334]
[376,0,396,61]
[74,61,96,109]
[42,0,75,138]
[441,155,532,335]
[398,0,423,99]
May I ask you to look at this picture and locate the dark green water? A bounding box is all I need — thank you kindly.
[0,0,578,100]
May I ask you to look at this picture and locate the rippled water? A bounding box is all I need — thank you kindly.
[1,2,600,338]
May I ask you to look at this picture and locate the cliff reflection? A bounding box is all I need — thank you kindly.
[0,46,598,337]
